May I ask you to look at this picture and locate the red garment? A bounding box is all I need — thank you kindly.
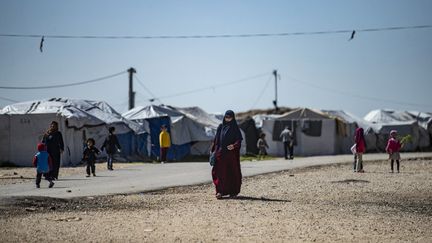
[211,140,242,196]
[386,138,401,154]
[160,147,169,162]
[355,128,366,153]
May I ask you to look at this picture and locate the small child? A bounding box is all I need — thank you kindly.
[83,138,100,177]
[32,143,54,188]
[101,127,122,170]
[257,133,269,160]
[386,130,402,173]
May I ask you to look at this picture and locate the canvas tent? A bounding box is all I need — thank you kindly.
[323,110,378,152]
[260,108,339,156]
[364,109,430,151]
[0,98,148,166]
[123,105,224,160]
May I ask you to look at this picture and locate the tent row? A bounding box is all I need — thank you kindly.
[0,99,237,166]
[0,98,149,166]
[1,98,431,166]
[251,108,432,157]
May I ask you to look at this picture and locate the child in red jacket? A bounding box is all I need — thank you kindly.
[33,143,54,188]
[386,130,402,173]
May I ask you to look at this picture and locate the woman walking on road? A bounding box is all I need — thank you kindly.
[42,121,64,180]
[211,110,243,199]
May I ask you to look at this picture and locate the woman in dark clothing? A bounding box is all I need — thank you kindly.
[42,121,64,180]
[211,110,243,199]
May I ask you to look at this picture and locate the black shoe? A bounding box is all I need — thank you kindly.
[49,181,54,188]
[36,184,40,188]
[93,173,96,177]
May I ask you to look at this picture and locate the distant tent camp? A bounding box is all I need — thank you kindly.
[0,98,148,166]
[123,105,221,160]
[364,109,431,151]
[260,108,340,156]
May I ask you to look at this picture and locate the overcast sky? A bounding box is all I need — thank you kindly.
[1,0,431,117]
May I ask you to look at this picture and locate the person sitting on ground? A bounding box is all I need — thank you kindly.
[83,138,100,177]
[386,130,403,173]
[33,143,54,188]
[257,133,269,160]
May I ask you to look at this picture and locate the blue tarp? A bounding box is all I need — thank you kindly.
[147,117,191,161]
[117,132,149,159]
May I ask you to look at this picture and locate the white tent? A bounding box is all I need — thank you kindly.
[0,98,147,166]
[323,110,377,152]
[261,108,338,156]
[364,109,430,151]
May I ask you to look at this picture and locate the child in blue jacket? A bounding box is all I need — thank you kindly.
[32,143,54,188]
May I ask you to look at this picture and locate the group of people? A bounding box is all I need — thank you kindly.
[33,121,122,188]
[256,126,294,160]
[353,127,404,173]
[33,111,405,200]
[212,110,407,200]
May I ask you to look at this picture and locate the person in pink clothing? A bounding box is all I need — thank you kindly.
[354,127,366,173]
[386,130,402,173]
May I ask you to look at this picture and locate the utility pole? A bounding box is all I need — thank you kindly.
[128,67,136,110]
[272,69,279,112]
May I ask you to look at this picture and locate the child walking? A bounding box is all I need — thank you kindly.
[101,127,121,170]
[257,133,269,160]
[159,125,171,163]
[386,130,402,173]
[33,143,54,188]
[83,138,100,177]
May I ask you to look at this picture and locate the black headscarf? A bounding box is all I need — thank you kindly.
[216,110,242,150]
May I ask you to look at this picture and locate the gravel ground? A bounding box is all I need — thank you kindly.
[1,158,431,242]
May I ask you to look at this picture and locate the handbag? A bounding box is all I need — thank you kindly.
[350,144,357,154]
[209,152,216,166]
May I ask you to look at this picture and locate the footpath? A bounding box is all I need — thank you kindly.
[0,152,431,199]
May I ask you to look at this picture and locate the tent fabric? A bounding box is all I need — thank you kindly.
[1,98,146,134]
[323,110,378,152]
[0,98,148,166]
[278,108,330,120]
[123,105,221,158]
[364,109,430,150]
[260,108,337,156]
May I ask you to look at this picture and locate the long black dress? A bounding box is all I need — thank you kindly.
[43,131,64,179]
[211,110,243,197]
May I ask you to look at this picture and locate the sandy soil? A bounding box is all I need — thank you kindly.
[0,162,146,186]
[1,159,431,242]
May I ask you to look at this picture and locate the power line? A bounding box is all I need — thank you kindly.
[133,74,163,103]
[0,71,127,90]
[250,74,274,109]
[155,72,271,100]
[1,25,431,40]
[285,75,432,109]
